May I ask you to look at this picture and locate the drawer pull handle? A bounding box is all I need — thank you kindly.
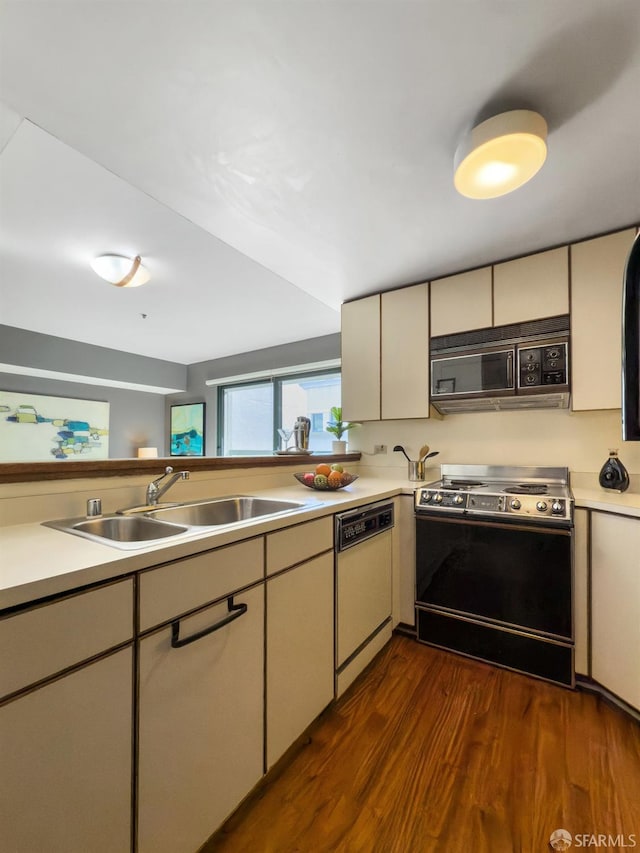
[170,597,248,648]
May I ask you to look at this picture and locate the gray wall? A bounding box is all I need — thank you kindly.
[0,325,187,392]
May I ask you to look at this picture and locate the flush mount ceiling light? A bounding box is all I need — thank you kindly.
[454,109,548,199]
[91,254,151,288]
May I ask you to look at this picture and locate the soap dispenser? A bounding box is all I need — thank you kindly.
[598,449,630,493]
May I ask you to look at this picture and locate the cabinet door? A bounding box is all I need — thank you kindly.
[591,512,640,710]
[0,649,133,853]
[574,508,589,676]
[493,246,569,326]
[381,283,430,419]
[137,586,264,853]
[393,494,416,628]
[430,267,492,336]
[266,553,334,768]
[341,295,380,421]
[571,228,636,411]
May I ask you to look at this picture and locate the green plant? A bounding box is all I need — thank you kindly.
[325,406,360,441]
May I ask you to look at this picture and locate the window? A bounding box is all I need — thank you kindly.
[218,370,341,456]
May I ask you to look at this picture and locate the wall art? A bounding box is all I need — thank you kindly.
[170,402,205,456]
[0,391,110,461]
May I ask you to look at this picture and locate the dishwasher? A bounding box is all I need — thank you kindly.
[335,501,394,697]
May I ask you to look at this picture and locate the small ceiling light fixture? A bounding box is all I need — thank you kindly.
[454,109,548,199]
[91,254,151,287]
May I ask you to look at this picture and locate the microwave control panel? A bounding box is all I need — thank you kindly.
[518,341,568,389]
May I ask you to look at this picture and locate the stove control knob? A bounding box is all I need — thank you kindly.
[551,501,564,514]
[536,501,548,512]
[421,493,431,503]
[510,499,521,510]
[453,494,464,505]
[433,493,443,504]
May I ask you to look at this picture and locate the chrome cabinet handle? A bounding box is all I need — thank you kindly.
[170,597,247,648]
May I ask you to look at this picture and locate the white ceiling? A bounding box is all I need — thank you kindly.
[1,0,639,365]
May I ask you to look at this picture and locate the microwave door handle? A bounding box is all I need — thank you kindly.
[507,351,515,389]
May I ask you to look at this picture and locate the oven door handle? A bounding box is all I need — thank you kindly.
[415,513,572,536]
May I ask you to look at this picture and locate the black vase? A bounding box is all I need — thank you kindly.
[599,450,630,492]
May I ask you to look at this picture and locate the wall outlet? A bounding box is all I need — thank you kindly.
[373,444,387,454]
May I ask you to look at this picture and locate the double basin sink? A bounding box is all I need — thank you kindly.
[44,496,309,550]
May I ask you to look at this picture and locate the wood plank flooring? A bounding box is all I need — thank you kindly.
[205,637,640,853]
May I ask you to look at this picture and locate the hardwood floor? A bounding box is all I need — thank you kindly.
[205,637,640,853]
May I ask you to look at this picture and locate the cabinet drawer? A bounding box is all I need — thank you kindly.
[0,578,134,699]
[266,516,333,576]
[139,537,263,631]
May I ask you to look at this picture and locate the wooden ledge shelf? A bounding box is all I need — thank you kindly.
[0,453,362,484]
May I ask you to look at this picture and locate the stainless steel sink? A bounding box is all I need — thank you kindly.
[44,496,311,549]
[43,514,189,549]
[144,496,306,526]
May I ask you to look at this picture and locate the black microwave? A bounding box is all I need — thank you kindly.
[430,317,570,414]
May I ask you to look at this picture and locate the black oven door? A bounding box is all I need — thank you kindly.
[416,514,572,640]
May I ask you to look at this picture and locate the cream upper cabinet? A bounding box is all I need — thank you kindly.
[493,246,569,326]
[381,283,430,419]
[341,294,380,422]
[430,267,492,336]
[591,512,640,711]
[342,285,431,421]
[571,228,636,411]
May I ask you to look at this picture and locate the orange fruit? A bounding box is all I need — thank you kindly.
[315,463,332,476]
[328,470,343,488]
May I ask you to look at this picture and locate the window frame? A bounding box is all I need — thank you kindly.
[216,368,341,456]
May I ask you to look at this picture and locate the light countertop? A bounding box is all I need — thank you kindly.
[2,477,639,611]
[0,479,405,610]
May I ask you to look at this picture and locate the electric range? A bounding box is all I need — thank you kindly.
[415,464,573,526]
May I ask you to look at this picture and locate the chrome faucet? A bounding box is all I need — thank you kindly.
[146,466,190,506]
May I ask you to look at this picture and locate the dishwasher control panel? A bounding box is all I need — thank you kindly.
[336,502,394,551]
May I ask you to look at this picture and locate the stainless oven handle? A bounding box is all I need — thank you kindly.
[415,514,572,537]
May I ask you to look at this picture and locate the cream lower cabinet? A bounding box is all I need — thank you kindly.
[0,648,133,853]
[393,494,416,628]
[266,552,334,769]
[0,578,134,853]
[137,584,264,853]
[573,508,589,676]
[591,512,640,711]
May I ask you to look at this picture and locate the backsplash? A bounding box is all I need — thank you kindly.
[349,408,640,492]
[0,466,338,527]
